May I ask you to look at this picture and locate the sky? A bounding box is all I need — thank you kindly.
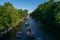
[0,0,57,14]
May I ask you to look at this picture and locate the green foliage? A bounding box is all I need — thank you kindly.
[30,0,60,27]
[0,24,4,30]
[18,9,28,18]
[0,2,28,30]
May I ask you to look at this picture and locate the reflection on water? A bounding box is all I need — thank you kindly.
[16,17,55,40]
[16,37,35,40]
[0,17,60,40]
[27,37,34,40]
[0,22,22,40]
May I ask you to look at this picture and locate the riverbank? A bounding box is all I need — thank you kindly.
[35,20,60,40]
[32,17,60,30]
[0,20,23,40]
[38,23,60,40]
[0,17,24,38]
[31,17,60,40]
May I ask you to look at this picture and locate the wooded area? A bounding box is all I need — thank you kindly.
[30,0,60,28]
[0,2,28,31]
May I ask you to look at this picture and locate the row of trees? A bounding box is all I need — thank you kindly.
[0,2,28,30]
[30,0,60,28]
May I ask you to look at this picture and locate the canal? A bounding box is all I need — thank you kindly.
[0,17,60,40]
[16,17,55,40]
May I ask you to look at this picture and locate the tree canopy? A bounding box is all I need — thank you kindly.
[0,2,28,30]
[30,0,60,28]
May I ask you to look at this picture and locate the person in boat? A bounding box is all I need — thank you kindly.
[18,31,21,35]
[25,22,29,26]
[27,29,32,35]
[16,31,22,38]
[27,27,34,36]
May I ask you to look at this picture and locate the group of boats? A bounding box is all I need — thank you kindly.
[16,22,34,38]
[25,22,34,37]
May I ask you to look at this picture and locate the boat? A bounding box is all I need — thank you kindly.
[16,31,22,38]
[25,22,29,26]
[26,27,34,38]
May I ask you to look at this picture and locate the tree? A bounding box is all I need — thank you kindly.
[30,0,60,28]
[0,2,28,30]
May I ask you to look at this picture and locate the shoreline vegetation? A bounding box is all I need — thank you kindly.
[0,2,28,37]
[0,17,24,37]
[30,0,60,29]
[30,0,60,39]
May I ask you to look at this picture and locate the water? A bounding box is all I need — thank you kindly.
[0,23,22,40]
[16,17,56,40]
[0,17,60,40]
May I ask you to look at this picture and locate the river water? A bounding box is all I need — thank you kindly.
[0,17,60,40]
[16,17,56,40]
